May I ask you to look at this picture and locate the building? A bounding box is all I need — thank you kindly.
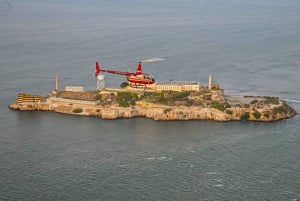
[65,86,84,92]
[155,81,201,92]
[17,93,42,104]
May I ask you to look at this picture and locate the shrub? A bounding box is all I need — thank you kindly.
[240,112,250,120]
[117,92,138,107]
[226,110,233,115]
[94,94,101,100]
[120,82,129,88]
[252,110,261,119]
[211,101,230,111]
[164,108,172,114]
[264,112,270,118]
[73,108,83,113]
[203,94,212,100]
[250,99,258,104]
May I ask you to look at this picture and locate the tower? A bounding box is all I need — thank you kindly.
[97,74,105,91]
[208,74,212,90]
[55,74,59,91]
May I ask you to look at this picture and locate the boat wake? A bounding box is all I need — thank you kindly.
[283,99,300,104]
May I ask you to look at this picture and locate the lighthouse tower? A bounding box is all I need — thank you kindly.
[208,74,212,90]
[55,74,59,91]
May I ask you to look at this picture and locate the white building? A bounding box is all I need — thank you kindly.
[65,86,84,92]
[155,81,201,92]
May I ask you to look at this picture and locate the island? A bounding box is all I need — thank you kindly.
[9,82,296,122]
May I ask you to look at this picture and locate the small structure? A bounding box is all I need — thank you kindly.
[208,74,212,90]
[55,74,59,91]
[207,75,219,90]
[65,86,84,92]
[97,74,105,91]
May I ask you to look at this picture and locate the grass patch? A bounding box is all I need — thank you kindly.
[264,96,279,105]
[273,102,293,114]
[146,91,190,106]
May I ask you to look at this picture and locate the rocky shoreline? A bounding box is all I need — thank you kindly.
[9,89,296,122]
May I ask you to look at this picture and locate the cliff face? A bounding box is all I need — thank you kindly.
[9,96,296,122]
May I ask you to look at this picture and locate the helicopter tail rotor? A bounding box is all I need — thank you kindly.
[94,61,101,77]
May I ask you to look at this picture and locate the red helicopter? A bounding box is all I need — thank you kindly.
[94,58,163,86]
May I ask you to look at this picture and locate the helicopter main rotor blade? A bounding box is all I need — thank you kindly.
[141,58,164,63]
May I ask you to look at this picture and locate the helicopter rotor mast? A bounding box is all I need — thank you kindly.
[136,58,164,74]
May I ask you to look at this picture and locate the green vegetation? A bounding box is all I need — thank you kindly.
[250,99,258,104]
[117,92,139,107]
[252,110,261,119]
[120,82,129,88]
[211,101,230,111]
[73,108,83,113]
[94,94,101,100]
[55,92,61,97]
[264,96,279,105]
[263,112,270,118]
[225,110,233,115]
[240,112,250,120]
[244,104,250,108]
[164,108,172,114]
[146,91,190,106]
[202,94,212,100]
[273,102,293,114]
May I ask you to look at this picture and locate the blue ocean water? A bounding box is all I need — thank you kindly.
[0,0,300,200]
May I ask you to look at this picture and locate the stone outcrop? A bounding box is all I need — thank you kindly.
[9,94,296,122]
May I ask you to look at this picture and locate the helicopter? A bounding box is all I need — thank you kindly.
[94,58,163,86]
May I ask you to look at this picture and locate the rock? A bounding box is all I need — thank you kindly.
[101,108,119,119]
[9,93,296,122]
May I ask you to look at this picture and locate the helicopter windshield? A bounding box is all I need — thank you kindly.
[148,73,155,82]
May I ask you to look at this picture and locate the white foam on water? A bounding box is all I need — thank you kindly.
[259,179,273,184]
[206,172,218,175]
[213,184,224,188]
[146,156,173,161]
[158,156,166,160]
[283,99,300,103]
[214,179,223,183]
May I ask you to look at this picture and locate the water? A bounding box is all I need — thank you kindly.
[1,0,300,200]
